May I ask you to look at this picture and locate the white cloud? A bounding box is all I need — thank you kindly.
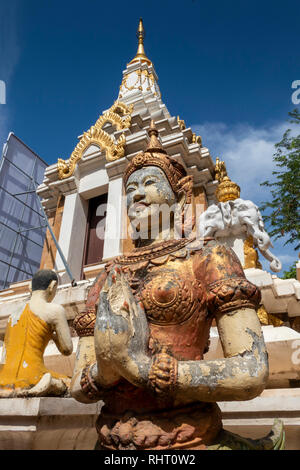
[192,120,298,204]
[192,119,299,276]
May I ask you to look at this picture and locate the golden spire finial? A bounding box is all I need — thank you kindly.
[215,157,240,202]
[146,120,167,154]
[129,18,152,65]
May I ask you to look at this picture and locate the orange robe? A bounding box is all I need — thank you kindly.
[0,304,68,390]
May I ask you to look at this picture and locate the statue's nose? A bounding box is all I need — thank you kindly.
[133,188,145,202]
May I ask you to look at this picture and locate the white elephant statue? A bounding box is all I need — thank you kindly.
[198,198,282,272]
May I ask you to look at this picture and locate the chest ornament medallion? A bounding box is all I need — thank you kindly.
[141,271,205,325]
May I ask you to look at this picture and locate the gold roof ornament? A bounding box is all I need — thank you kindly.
[57,101,133,179]
[257,305,285,327]
[146,119,168,154]
[177,116,186,131]
[243,235,263,270]
[128,18,152,66]
[214,157,240,202]
[192,133,202,146]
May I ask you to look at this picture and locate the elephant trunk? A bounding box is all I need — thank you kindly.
[257,247,282,272]
[243,219,271,251]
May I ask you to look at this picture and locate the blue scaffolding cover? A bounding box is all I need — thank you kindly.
[0,133,48,290]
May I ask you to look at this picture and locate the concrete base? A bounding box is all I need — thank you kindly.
[0,388,299,450]
[220,388,300,450]
[0,398,102,450]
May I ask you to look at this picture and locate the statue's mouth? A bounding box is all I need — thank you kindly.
[132,202,150,211]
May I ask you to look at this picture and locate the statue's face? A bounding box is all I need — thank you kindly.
[202,205,224,233]
[232,200,259,225]
[125,166,176,222]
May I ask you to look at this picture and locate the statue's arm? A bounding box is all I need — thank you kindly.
[173,307,268,402]
[169,240,268,402]
[92,267,151,389]
[97,244,268,403]
[50,305,73,356]
[123,306,268,403]
[72,249,268,404]
[70,268,123,403]
[71,266,149,403]
[90,271,268,403]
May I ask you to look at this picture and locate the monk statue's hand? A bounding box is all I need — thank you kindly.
[148,347,178,396]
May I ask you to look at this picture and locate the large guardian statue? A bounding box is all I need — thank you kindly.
[71,122,284,450]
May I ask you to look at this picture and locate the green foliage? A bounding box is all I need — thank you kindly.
[260,108,300,250]
[282,261,297,279]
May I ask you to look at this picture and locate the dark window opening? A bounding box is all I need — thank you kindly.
[82,193,108,277]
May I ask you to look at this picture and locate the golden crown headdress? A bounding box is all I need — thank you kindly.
[124,121,193,204]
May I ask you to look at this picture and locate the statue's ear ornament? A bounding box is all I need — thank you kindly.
[176,175,193,205]
[174,175,195,237]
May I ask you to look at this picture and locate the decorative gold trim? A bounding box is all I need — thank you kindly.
[177,116,186,130]
[121,73,140,91]
[110,102,134,115]
[57,101,133,179]
[192,133,202,146]
[117,238,194,265]
[243,235,262,270]
[120,68,155,95]
[257,305,284,327]
[95,110,131,131]
[215,157,240,202]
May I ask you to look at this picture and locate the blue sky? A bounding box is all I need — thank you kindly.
[0,0,299,274]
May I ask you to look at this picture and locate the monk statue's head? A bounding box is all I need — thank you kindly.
[31,269,58,302]
[124,121,193,244]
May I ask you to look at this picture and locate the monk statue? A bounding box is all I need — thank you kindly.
[0,269,73,397]
[71,122,284,450]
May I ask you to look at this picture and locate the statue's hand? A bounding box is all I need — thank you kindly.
[94,266,151,387]
[149,347,178,396]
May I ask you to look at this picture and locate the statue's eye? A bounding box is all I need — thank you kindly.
[126,186,135,193]
[144,179,155,186]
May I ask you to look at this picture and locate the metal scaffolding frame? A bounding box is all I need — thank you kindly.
[0,134,77,290]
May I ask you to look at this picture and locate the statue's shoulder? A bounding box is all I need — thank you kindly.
[29,300,65,325]
[186,236,217,254]
[85,256,122,300]
[191,236,247,284]
[45,302,65,316]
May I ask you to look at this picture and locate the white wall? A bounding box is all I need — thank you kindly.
[55,192,89,283]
